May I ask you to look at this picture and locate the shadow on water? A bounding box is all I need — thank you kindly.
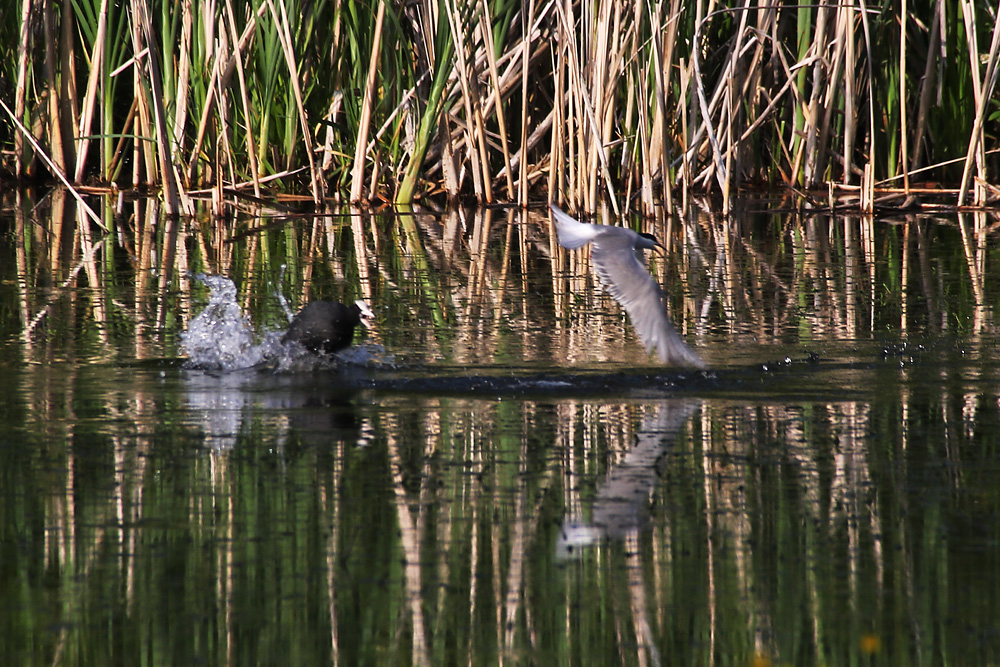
[3,192,1000,665]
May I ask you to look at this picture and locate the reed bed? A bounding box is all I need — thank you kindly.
[1,0,998,212]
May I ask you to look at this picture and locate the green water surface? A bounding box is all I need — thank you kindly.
[1,195,999,665]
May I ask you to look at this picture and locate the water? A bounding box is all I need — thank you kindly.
[2,195,1000,665]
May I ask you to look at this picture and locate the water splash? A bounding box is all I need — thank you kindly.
[181,274,389,372]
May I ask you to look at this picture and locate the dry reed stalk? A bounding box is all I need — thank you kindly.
[802,2,830,188]
[721,0,754,209]
[690,7,729,195]
[841,0,856,185]
[557,2,579,204]
[814,3,848,185]
[620,9,638,204]
[958,0,984,205]
[858,0,875,211]
[475,5,552,113]
[679,59,690,213]
[74,0,109,182]
[632,28,650,210]
[130,0,184,214]
[634,47,653,214]
[898,4,909,192]
[132,67,149,184]
[760,17,803,185]
[957,5,1000,206]
[443,0,491,202]
[476,0,514,200]
[877,149,1000,190]
[908,2,941,174]
[170,0,192,162]
[735,49,806,145]
[213,49,238,214]
[603,1,627,203]
[659,0,684,213]
[61,0,81,174]
[185,3,268,183]
[547,32,566,202]
[0,97,107,230]
[786,9,811,187]
[41,0,66,175]
[396,0,458,203]
[624,0,644,212]
[588,0,611,209]
[437,115,461,197]
[14,0,32,177]
[224,0,262,198]
[266,0,322,203]
[465,17,495,204]
[350,0,386,203]
[518,0,536,206]
[555,0,619,213]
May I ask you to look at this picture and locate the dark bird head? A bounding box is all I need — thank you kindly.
[637,232,665,254]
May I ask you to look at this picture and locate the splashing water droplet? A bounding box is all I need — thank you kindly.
[181,274,394,372]
[181,275,279,370]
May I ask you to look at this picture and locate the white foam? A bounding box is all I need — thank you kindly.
[182,275,393,373]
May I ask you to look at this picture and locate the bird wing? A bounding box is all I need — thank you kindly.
[591,234,704,368]
[551,204,601,249]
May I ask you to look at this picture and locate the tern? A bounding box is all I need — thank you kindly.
[551,204,704,368]
[282,300,375,354]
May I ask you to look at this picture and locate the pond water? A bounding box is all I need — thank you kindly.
[2,192,999,665]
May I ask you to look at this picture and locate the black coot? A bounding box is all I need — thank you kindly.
[282,299,374,354]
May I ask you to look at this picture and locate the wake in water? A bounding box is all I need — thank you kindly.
[181,274,389,372]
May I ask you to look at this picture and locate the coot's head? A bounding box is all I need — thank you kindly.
[352,300,375,328]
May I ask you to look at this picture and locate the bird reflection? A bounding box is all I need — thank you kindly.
[558,399,700,556]
[183,370,368,452]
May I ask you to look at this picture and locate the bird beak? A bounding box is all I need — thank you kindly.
[355,300,375,328]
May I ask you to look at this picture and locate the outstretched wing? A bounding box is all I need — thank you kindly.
[591,234,704,368]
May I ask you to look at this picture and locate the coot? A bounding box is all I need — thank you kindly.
[282,299,375,354]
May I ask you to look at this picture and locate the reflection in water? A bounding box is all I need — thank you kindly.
[559,399,701,554]
[2,196,1000,665]
[182,370,370,451]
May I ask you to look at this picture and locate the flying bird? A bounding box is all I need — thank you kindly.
[551,204,704,368]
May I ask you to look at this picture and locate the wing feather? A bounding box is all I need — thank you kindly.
[550,204,703,368]
[591,236,704,368]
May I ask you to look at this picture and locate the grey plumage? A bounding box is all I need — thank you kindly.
[551,204,704,368]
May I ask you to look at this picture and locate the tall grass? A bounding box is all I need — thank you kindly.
[1,0,998,210]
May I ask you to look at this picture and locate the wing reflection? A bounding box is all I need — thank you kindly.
[559,399,700,556]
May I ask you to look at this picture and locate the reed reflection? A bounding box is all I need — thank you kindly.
[3,195,1000,665]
